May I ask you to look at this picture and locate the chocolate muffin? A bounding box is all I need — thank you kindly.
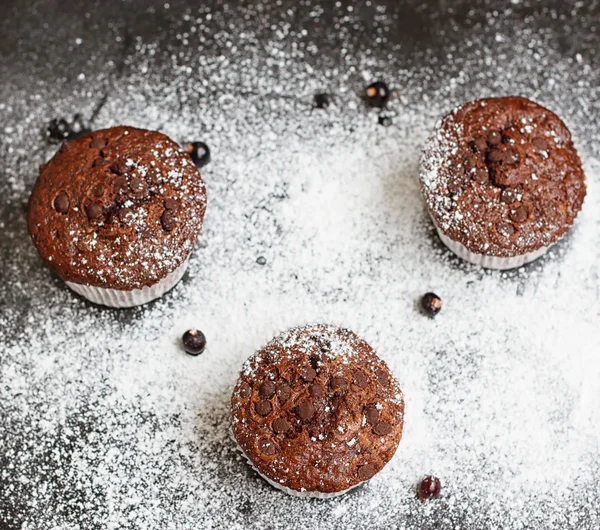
[420,96,586,269]
[27,126,207,307]
[231,324,404,498]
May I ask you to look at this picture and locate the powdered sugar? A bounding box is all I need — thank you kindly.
[1,1,600,529]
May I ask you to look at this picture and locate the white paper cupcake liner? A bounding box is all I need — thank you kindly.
[230,426,365,499]
[431,218,554,270]
[65,258,189,308]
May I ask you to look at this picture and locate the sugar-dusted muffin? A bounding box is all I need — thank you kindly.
[420,96,586,269]
[27,126,207,307]
[231,324,404,498]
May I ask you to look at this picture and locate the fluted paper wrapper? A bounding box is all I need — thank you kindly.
[432,218,553,270]
[65,258,189,308]
[231,427,365,499]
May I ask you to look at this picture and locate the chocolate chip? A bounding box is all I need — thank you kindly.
[373,422,392,435]
[464,155,479,170]
[238,382,252,399]
[129,176,148,195]
[114,176,128,191]
[259,381,276,399]
[276,383,291,403]
[255,400,272,417]
[330,376,348,391]
[53,192,69,214]
[357,463,377,481]
[164,198,180,212]
[148,168,163,185]
[503,147,520,165]
[272,418,291,434]
[300,366,316,382]
[509,205,528,223]
[447,178,463,195]
[532,137,548,152]
[353,371,368,389]
[472,136,488,152]
[500,188,516,204]
[497,222,515,237]
[365,405,380,425]
[486,130,502,145]
[86,202,103,220]
[110,159,128,175]
[161,210,177,231]
[92,157,108,168]
[296,400,315,421]
[257,438,276,455]
[309,384,325,398]
[91,184,104,198]
[375,368,390,386]
[309,352,321,369]
[118,208,133,222]
[90,137,107,149]
[473,167,489,184]
[488,148,504,163]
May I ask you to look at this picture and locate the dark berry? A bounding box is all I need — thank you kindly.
[47,118,72,142]
[256,256,267,266]
[314,93,331,109]
[185,142,211,168]
[46,115,90,143]
[182,329,207,356]
[421,292,442,317]
[417,476,441,502]
[365,81,390,108]
[378,115,392,127]
[69,113,90,138]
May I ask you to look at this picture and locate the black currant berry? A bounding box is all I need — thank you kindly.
[378,115,392,127]
[184,142,211,168]
[314,93,331,109]
[182,329,207,356]
[365,81,390,108]
[47,118,72,142]
[417,476,441,502]
[46,115,91,143]
[69,113,90,139]
[420,292,442,317]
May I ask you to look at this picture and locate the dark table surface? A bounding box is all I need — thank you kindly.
[1,1,599,529]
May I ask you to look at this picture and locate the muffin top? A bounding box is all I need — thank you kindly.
[420,96,586,257]
[27,126,207,290]
[231,324,404,495]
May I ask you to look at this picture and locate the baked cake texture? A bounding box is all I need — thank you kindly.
[231,324,404,497]
[420,96,586,268]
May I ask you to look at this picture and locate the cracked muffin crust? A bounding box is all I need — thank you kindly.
[231,324,404,497]
[27,126,207,291]
[420,96,586,267]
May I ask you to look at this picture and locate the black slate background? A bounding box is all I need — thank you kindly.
[1,1,599,529]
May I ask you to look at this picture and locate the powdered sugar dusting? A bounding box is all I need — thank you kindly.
[1,1,600,529]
